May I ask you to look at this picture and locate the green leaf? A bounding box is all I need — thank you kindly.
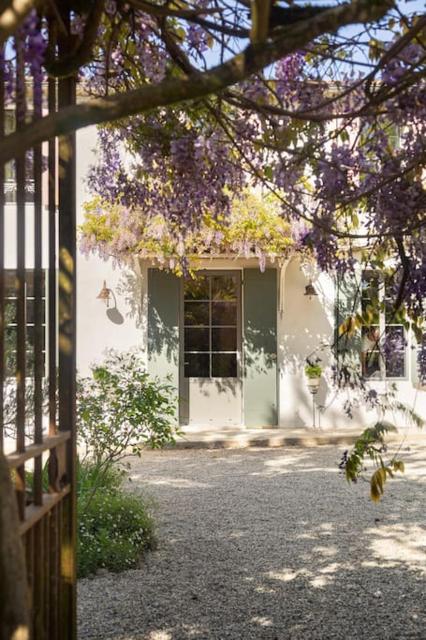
[370,467,386,502]
[263,165,273,181]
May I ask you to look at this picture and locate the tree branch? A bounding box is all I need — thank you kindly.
[128,0,221,20]
[0,0,394,163]
[44,0,105,78]
[130,1,249,37]
[394,236,411,312]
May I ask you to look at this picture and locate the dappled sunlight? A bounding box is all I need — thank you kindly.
[267,568,306,583]
[80,446,426,639]
[130,475,211,490]
[266,563,343,590]
[246,442,426,484]
[250,616,273,627]
[297,532,317,540]
[183,624,211,638]
[254,585,275,594]
[318,523,334,534]
[147,628,213,640]
[148,631,172,640]
[311,545,338,558]
[365,524,426,574]
[310,574,334,589]
[250,450,340,477]
[228,531,246,539]
[318,561,341,575]
[261,513,425,594]
[401,451,426,481]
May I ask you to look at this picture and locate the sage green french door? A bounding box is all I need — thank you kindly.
[180,271,242,426]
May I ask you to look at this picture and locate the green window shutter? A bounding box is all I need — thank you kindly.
[243,268,277,427]
[412,334,425,387]
[335,270,362,365]
[148,269,180,392]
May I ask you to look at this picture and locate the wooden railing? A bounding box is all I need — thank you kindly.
[0,45,77,640]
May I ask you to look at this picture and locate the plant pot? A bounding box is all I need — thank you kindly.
[306,376,321,393]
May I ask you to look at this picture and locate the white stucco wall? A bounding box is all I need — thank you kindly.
[4,125,424,431]
[76,127,148,375]
[278,257,338,428]
[278,257,426,431]
[62,125,426,431]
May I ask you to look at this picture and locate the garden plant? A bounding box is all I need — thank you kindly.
[76,350,178,575]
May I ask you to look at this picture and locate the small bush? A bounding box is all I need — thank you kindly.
[75,351,177,577]
[77,462,155,578]
[77,349,179,466]
[76,458,124,496]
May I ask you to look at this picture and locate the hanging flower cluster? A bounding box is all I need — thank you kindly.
[80,190,294,274]
[1,10,47,109]
[1,2,425,381]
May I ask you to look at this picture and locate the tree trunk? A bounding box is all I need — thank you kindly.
[0,450,29,640]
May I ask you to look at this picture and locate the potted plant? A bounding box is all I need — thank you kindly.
[304,359,322,393]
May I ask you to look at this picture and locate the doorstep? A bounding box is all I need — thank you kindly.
[171,426,426,450]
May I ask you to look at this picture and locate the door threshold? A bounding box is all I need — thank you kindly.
[181,424,245,433]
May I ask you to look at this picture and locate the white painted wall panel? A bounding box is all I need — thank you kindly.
[4,121,420,430]
[278,257,426,431]
[76,127,147,375]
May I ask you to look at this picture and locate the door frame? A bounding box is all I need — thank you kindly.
[178,269,243,427]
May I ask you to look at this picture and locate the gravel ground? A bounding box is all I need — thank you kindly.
[78,445,426,640]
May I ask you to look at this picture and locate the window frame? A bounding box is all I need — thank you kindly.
[361,270,408,382]
[181,271,242,379]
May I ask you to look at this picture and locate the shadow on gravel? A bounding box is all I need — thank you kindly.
[78,445,426,640]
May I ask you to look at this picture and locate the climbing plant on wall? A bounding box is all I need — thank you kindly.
[80,190,295,273]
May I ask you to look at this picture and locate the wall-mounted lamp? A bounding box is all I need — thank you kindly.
[96,280,112,307]
[304,281,318,300]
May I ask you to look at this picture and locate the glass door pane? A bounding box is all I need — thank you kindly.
[183,273,240,379]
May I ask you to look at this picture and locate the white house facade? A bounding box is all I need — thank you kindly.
[3,125,425,434]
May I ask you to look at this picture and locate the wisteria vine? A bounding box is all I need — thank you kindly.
[1,2,425,386]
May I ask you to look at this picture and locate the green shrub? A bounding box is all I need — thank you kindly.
[25,464,49,495]
[26,460,155,577]
[77,462,155,578]
[26,351,174,578]
[75,351,177,577]
[77,349,180,467]
[76,457,124,497]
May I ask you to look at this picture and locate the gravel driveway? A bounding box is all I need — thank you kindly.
[78,445,426,640]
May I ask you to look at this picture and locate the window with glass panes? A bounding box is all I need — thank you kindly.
[384,277,406,378]
[417,333,426,386]
[4,270,47,376]
[361,272,406,379]
[183,273,240,378]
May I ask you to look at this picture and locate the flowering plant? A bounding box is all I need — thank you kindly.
[1,5,423,349]
[80,190,295,273]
